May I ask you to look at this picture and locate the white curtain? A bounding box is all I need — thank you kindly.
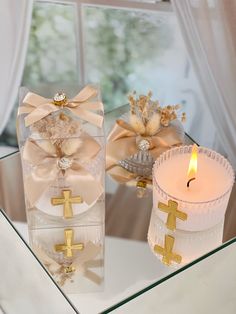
[0,0,33,135]
[172,0,236,169]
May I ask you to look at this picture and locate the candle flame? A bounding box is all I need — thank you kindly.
[187,144,198,187]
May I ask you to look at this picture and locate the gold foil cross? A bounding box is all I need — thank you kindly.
[54,229,84,258]
[51,190,83,219]
[154,235,182,266]
[158,200,187,231]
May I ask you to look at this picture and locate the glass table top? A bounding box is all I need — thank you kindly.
[0,209,77,314]
[0,105,235,313]
[110,237,236,314]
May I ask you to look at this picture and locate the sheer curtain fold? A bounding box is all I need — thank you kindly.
[0,0,33,135]
[172,0,236,169]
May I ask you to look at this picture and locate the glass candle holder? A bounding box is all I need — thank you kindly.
[148,214,224,266]
[148,145,234,267]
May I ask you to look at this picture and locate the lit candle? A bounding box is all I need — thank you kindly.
[148,145,234,266]
[153,145,234,231]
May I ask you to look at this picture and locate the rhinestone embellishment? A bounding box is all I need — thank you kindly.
[53,92,67,106]
[138,139,151,151]
[119,150,154,177]
[57,157,72,170]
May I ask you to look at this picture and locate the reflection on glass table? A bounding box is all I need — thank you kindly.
[0,105,235,313]
[0,209,77,314]
[112,237,236,314]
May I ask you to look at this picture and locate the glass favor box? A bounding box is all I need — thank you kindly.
[17,85,105,293]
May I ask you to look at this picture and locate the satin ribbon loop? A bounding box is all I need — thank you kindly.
[24,134,103,207]
[106,119,184,183]
[19,85,104,128]
[35,241,103,286]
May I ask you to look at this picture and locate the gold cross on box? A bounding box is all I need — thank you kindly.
[51,190,83,219]
[154,235,182,266]
[158,200,187,231]
[54,229,84,258]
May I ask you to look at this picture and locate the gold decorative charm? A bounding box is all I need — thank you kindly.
[136,179,147,189]
[158,200,187,231]
[51,190,83,219]
[136,178,149,198]
[53,92,67,106]
[154,235,182,266]
[54,229,84,258]
[64,266,76,274]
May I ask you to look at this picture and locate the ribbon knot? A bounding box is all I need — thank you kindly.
[35,241,103,286]
[106,118,184,183]
[19,85,104,128]
[23,134,103,207]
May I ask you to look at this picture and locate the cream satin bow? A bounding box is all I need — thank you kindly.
[35,241,103,286]
[19,85,104,128]
[23,134,103,207]
[106,119,184,183]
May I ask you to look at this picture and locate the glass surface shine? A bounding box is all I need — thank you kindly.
[0,104,235,313]
[106,237,236,313]
[0,210,77,314]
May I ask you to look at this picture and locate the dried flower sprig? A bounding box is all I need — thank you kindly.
[158,104,186,127]
[128,91,160,136]
[128,91,186,136]
[31,112,81,146]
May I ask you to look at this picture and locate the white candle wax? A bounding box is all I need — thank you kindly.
[153,146,234,231]
[155,152,231,203]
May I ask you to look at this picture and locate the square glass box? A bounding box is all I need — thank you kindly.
[16,85,105,293]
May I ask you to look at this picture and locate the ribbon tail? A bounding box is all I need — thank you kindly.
[22,140,59,206]
[18,104,35,115]
[106,120,137,180]
[23,92,50,107]
[34,247,61,270]
[70,107,103,128]
[78,101,104,111]
[106,165,137,183]
[85,259,104,268]
[106,136,137,171]
[150,121,184,159]
[71,242,103,285]
[66,168,103,205]
[72,85,98,102]
[24,171,56,208]
[24,103,59,127]
[108,120,136,142]
[84,269,103,285]
[72,242,101,266]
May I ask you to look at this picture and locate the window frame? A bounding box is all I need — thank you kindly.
[37,0,172,12]
[35,0,173,85]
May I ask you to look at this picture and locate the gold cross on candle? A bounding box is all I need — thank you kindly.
[51,190,83,219]
[54,229,84,258]
[154,235,182,266]
[158,200,187,231]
